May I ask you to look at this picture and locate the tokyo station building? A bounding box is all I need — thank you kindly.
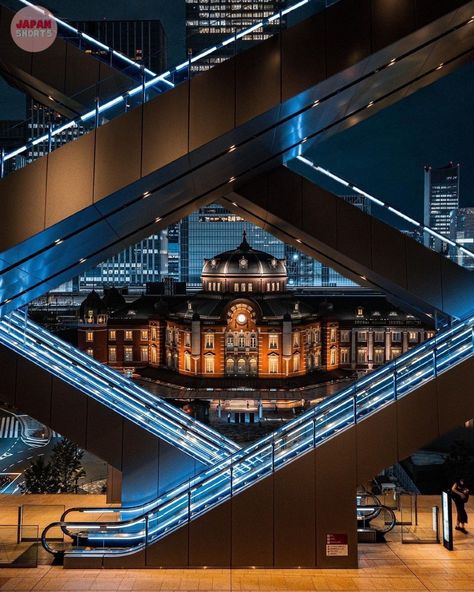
[77,234,434,379]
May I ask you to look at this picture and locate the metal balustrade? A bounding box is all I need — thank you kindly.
[0,0,324,176]
[41,315,474,557]
[0,310,239,464]
[294,155,474,273]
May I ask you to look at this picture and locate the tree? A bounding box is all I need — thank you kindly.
[50,439,86,493]
[20,438,86,494]
[20,456,57,494]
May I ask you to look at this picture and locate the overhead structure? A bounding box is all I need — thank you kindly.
[1,0,472,317]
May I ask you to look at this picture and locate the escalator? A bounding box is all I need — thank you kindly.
[0,0,473,568]
[0,0,472,316]
[356,493,396,542]
[38,313,474,567]
[224,163,474,321]
[0,309,239,465]
[0,0,151,117]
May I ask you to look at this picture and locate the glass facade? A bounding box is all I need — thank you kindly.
[450,207,474,269]
[180,204,356,288]
[423,163,460,250]
[79,232,168,289]
[71,20,167,74]
[186,0,287,72]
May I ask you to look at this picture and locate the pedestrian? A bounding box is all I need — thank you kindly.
[451,478,470,534]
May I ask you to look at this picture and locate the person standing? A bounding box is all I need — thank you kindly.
[451,478,470,534]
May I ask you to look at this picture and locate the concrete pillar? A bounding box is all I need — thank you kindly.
[367,330,374,370]
[351,330,356,369]
[402,331,408,353]
[192,318,201,357]
[385,330,391,361]
[282,319,292,357]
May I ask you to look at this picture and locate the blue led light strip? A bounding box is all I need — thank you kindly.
[42,315,474,556]
[0,310,240,465]
[17,0,161,79]
[296,155,474,263]
[3,0,312,164]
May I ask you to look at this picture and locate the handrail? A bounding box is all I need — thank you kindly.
[295,155,474,269]
[0,0,319,171]
[357,504,396,534]
[41,315,474,557]
[0,311,240,464]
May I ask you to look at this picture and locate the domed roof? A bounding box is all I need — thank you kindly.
[202,232,287,279]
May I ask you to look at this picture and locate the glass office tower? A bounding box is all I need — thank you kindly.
[423,162,460,250]
[186,0,287,72]
[450,208,474,269]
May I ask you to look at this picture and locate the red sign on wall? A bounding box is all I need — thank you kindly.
[326,533,348,556]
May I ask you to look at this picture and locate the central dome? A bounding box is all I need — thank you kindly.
[202,232,287,294]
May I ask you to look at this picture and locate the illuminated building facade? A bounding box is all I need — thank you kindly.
[423,162,460,250]
[186,0,287,72]
[78,236,433,379]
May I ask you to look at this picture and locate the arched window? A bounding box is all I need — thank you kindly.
[150,345,157,365]
[184,351,191,372]
[249,357,257,375]
[166,350,172,367]
[205,354,214,374]
[226,358,235,374]
[293,353,300,372]
[268,355,278,374]
[237,358,247,374]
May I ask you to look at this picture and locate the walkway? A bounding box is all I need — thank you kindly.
[0,537,474,591]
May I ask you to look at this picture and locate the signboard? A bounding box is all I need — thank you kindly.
[441,491,453,550]
[432,505,440,543]
[326,533,348,557]
[10,5,57,53]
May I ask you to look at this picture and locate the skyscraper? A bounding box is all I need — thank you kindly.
[181,205,284,287]
[450,208,474,269]
[79,231,169,290]
[179,204,356,288]
[186,0,287,72]
[423,162,460,250]
[71,20,167,74]
[66,19,168,290]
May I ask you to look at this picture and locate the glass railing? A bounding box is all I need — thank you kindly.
[1,0,471,314]
[41,314,474,557]
[0,0,324,177]
[0,310,240,464]
[294,155,474,272]
[1,0,161,81]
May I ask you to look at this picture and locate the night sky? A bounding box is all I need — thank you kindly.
[1,0,473,221]
[310,62,474,221]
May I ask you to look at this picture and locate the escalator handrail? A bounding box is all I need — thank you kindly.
[41,316,474,557]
